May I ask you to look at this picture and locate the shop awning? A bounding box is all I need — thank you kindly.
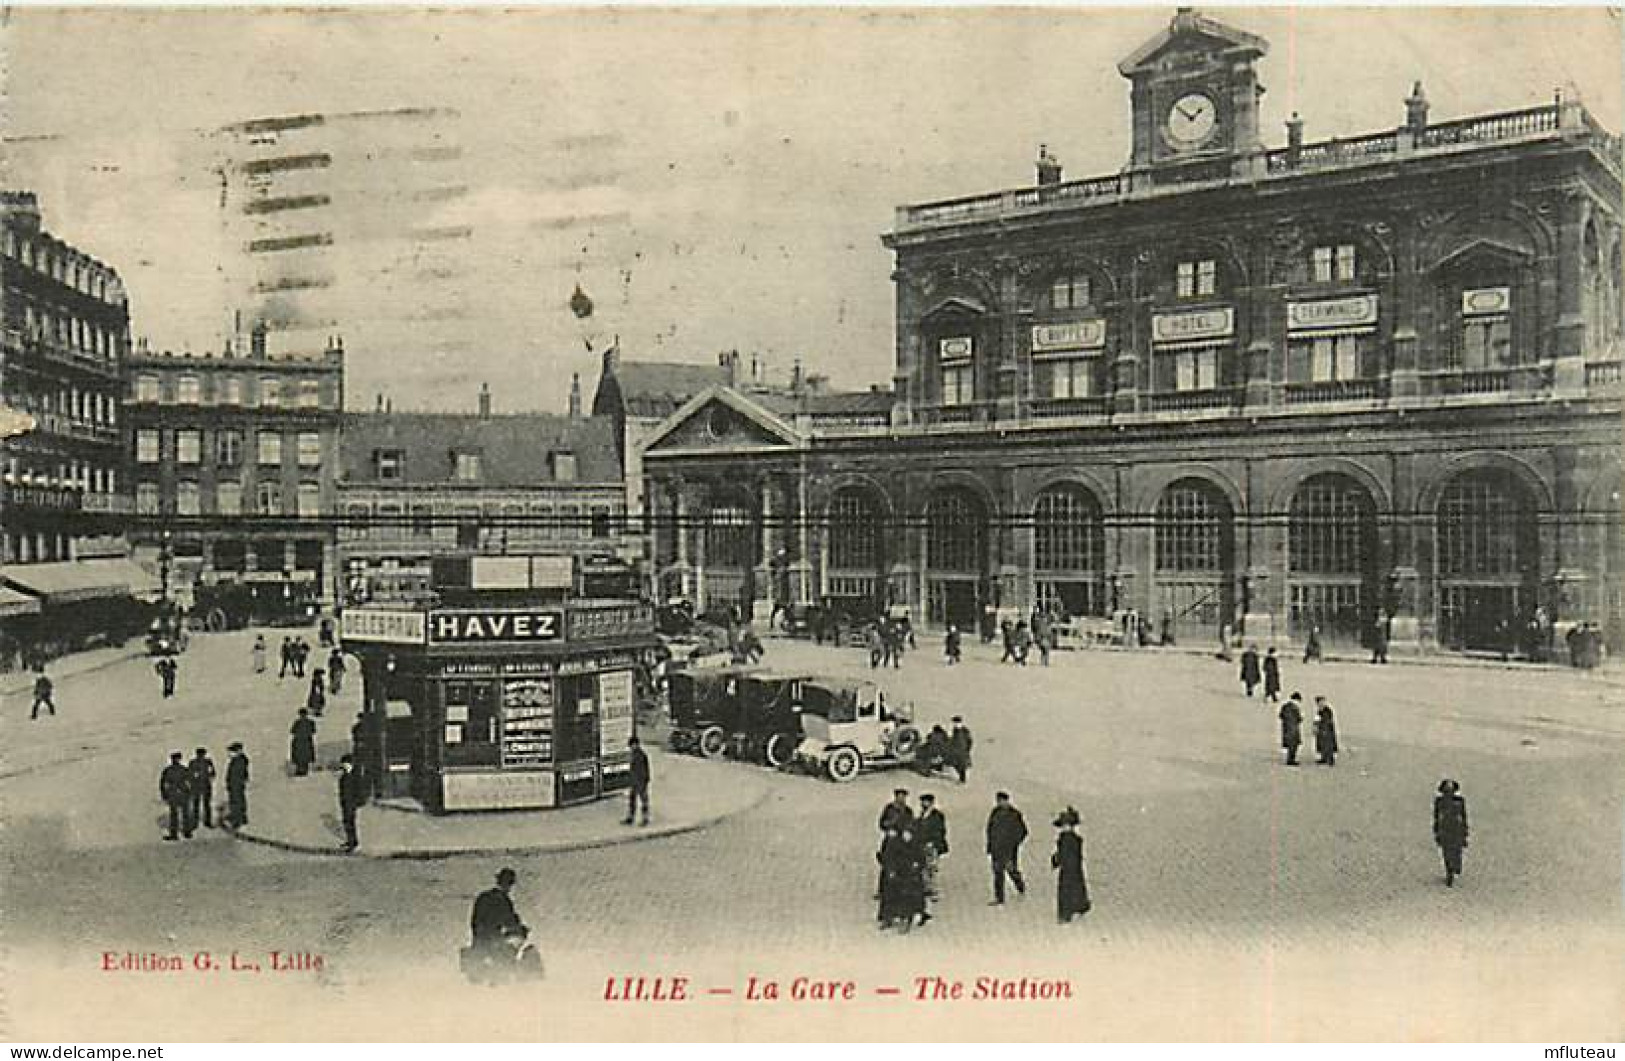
[0,586,40,618]
[1,561,131,603]
[78,557,163,602]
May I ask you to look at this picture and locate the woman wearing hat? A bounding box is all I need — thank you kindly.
[1051,807,1091,923]
[1433,779,1470,887]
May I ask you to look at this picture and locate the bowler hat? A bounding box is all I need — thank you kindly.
[1053,806,1080,828]
[1438,778,1460,795]
[228,742,244,751]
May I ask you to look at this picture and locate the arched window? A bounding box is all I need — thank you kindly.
[1033,485,1105,616]
[828,489,882,571]
[1289,475,1375,575]
[926,490,985,573]
[1156,481,1231,572]
[1437,470,1530,577]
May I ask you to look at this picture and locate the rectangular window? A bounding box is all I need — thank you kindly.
[376,449,403,481]
[1047,358,1094,400]
[257,431,282,466]
[297,432,321,467]
[259,376,281,407]
[220,377,243,405]
[1311,245,1358,284]
[1176,259,1217,299]
[136,429,160,464]
[455,452,482,481]
[1461,317,1512,370]
[553,453,577,482]
[176,430,201,464]
[135,375,160,403]
[136,482,160,515]
[1159,348,1220,392]
[941,363,973,406]
[1050,275,1089,310]
[441,680,500,768]
[217,480,242,516]
[256,481,282,516]
[177,481,200,516]
[177,375,200,404]
[298,379,321,409]
[1336,244,1357,282]
[297,482,320,518]
[216,429,242,466]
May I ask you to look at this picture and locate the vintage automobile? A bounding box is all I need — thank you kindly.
[667,665,756,757]
[792,679,924,782]
[144,614,189,656]
[730,671,814,767]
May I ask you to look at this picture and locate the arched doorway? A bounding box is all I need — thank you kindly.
[1155,478,1236,641]
[1287,474,1379,646]
[924,488,987,630]
[825,487,886,612]
[1435,468,1537,650]
[1032,484,1106,618]
[703,492,757,619]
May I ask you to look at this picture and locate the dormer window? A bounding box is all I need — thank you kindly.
[1049,274,1091,311]
[552,451,577,482]
[454,451,482,482]
[1176,259,1217,299]
[375,448,404,481]
[1312,244,1357,285]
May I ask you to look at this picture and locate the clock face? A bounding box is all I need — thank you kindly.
[1166,92,1218,148]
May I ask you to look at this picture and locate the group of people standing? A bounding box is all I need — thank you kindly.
[872,788,1091,930]
[914,716,975,784]
[865,615,915,669]
[157,742,249,840]
[1237,644,1339,767]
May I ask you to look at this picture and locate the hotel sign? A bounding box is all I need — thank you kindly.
[341,609,427,645]
[1287,294,1378,333]
[429,609,564,644]
[1151,307,1233,344]
[1031,320,1106,353]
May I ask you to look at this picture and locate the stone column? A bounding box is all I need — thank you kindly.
[752,474,776,623]
[790,462,812,607]
[1551,190,1588,396]
[1242,230,1279,410]
[1389,218,1422,401]
[1113,251,1148,416]
[1240,460,1278,642]
[995,261,1023,423]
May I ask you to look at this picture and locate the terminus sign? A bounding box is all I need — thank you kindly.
[430,609,563,644]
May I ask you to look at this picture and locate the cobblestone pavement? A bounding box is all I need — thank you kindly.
[3,632,1622,1040]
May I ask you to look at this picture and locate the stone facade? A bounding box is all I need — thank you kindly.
[642,10,1624,653]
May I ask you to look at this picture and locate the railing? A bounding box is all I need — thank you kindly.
[1419,105,1560,148]
[16,335,121,377]
[1145,388,1237,413]
[916,400,996,427]
[1585,360,1623,388]
[82,492,134,514]
[1425,367,1522,396]
[1028,396,1109,419]
[809,412,892,432]
[899,102,1599,229]
[27,411,120,443]
[1284,378,1382,404]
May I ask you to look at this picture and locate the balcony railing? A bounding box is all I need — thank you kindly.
[26,411,120,444]
[1585,360,1622,388]
[81,492,134,514]
[898,102,1607,230]
[10,332,122,377]
[1284,378,1382,404]
[916,400,996,427]
[1425,366,1526,396]
[1028,396,1109,419]
[1145,388,1238,413]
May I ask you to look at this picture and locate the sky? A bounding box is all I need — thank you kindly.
[3,5,1621,414]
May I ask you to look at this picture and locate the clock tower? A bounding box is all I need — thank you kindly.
[1119,8,1268,178]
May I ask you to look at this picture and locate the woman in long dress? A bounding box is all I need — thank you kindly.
[1051,807,1092,923]
[1433,779,1469,887]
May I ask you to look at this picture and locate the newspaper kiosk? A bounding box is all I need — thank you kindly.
[341,556,659,813]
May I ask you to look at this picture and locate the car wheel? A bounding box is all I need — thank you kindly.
[698,725,727,758]
[889,724,922,759]
[765,733,797,769]
[825,746,862,783]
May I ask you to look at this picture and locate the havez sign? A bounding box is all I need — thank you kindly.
[429,609,564,644]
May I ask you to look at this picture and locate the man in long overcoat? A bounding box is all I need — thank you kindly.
[337,754,364,852]
[1262,647,1282,702]
[1239,644,1262,697]
[187,747,216,830]
[985,791,1029,905]
[290,708,317,776]
[948,717,974,784]
[159,752,192,841]
[915,793,949,899]
[1313,698,1339,766]
[1279,694,1304,766]
[225,742,250,828]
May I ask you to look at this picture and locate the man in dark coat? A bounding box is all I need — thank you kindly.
[307,670,327,717]
[944,625,962,665]
[290,708,317,777]
[337,754,364,852]
[876,827,910,929]
[470,868,527,965]
[159,752,192,841]
[30,671,55,719]
[155,655,178,698]
[1279,693,1304,766]
[623,735,651,826]
[916,793,949,900]
[1433,778,1470,887]
[875,789,914,899]
[1262,647,1282,702]
[1371,620,1390,664]
[224,742,250,829]
[187,747,216,830]
[1313,697,1339,766]
[1239,644,1262,697]
[948,717,974,784]
[985,791,1028,905]
[1051,806,1091,923]
[328,649,347,694]
[279,637,293,679]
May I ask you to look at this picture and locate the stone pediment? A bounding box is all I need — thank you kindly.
[1118,9,1268,77]
[642,386,803,455]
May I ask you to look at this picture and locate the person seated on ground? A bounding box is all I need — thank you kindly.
[915,724,951,776]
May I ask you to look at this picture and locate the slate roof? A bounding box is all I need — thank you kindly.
[611,361,729,419]
[339,412,621,485]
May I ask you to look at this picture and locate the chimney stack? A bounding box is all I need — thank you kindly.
[478,381,492,418]
[1036,144,1063,186]
[249,321,266,359]
[602,337,621,377]
[1285,112,1304,164]
[1405,81,1429,134]
[719,349,740,387]
[568,373,583,419]
[375,393,384,413]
